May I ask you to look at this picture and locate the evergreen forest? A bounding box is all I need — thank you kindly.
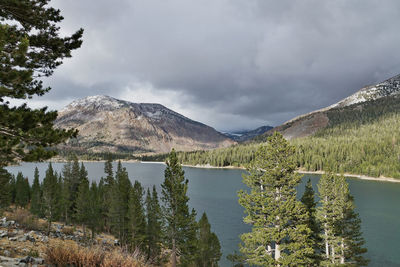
[172,95,400,179]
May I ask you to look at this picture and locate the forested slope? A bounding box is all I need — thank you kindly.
[175,95,400,178]
[294,95,400,178]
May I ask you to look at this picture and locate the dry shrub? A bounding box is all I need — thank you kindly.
[45,241,146,267]
[7,208,46,232]
[62,226,74,235]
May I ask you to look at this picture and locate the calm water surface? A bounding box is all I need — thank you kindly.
[6,162,400,267]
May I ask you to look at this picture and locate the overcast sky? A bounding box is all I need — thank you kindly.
[18,0,400,132]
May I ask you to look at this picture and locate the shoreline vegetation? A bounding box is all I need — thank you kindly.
[10,158,399,183]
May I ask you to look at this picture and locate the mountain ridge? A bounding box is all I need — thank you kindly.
[264,73,400,140]
[55,95,235,154]
[224,125,273,142]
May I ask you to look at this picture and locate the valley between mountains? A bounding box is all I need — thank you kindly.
[55,74,400,180]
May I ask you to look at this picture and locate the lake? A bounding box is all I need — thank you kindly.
[6,162,400,267]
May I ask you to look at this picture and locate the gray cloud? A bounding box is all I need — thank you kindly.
[28,0,400,131]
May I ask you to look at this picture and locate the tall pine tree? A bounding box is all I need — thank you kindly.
[238,132,314,266]
[30,167,43,216]
[0,167,12,211]
[195,212,222,267]
[75,165,91,237]
[161,149,198,267]
[318,173,368,266]
[42,163,61,233]
[87,181,102,240]
[128,180,147,251]
[102,155,114,232]
[300,178,322,265]
[145,186,163,263]
[109,161,131,244]
[15,172,30,208]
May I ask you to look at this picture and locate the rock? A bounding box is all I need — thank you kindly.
[0,230,7,238]
[0,217,6,226]
[8,236,17,241]
[114,239,120,246]
[19,256,32,263]
[17,236,27,242]
[0,255,25,267]
[3,250,11,257]
[26,235,36,242]
[27,231,36,236]
[40,236,48,243]
[32,257,44,264]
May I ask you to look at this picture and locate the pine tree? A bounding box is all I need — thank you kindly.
[61,159,72,223]
[161,149,198,267]
[15,172,30,208]
[104,154,114,187]
[87,182,102,239]
[42,163,61,234]
[70,157,81,220]
[145,186,163,263]
[97,177,106,232]
[195,212,222,267]
[75,165,91,237]
[0,0,83,166]
[0,167,12,210]
[60,156,81,222]
[30,167,43,216]
[318,173,368,266]
[103,155,114,232]
[9,174,16,204]
[128,180,147,251]
[109,161,131,244]
[59,173,70,223]
[301,178,322,265]
[238,132,314,266]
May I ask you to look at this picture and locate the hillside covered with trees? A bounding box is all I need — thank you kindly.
[173,95,400,178]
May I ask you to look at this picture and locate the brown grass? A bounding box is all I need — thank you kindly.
[7,208,46,232]
[61,226,75,235]
[44,241,148,267]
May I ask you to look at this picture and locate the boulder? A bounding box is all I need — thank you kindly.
[0,230,8,238]
[17,236,27,242]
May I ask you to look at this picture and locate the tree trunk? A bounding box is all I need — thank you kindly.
[275,187,281,266]
[275,242,281,266]
[47,220,51,235]
[324,226,329,259]
[172,238,177,267]
[340,238,345,264]
[267,245,272,255]
[324,196,330,260]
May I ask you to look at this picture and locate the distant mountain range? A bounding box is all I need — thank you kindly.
[55,95,235,154]
[264,74,400,139]
[223,126,273,142]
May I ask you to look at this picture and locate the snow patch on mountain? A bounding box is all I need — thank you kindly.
[331,74,400,108]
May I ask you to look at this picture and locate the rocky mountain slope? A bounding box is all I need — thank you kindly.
[265,73,400,139]
[224,125,273,142]
[55,95,235,154]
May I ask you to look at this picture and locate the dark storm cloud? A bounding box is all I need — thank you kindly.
[31,0,400,131]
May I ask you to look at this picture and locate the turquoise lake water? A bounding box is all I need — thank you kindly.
[6,162,400,267]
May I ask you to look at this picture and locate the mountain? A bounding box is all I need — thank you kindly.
[224,126,273,142]
[55,95,235,154]
[265,73,400,140]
